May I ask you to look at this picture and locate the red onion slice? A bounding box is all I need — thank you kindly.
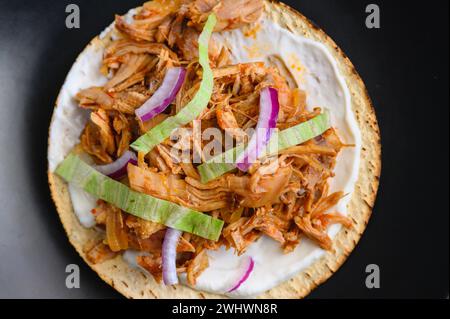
[95,150,137,180]
[236,87,279,172]
[162,228,183,286]
[135,67,187,122]
[228,257,255,293]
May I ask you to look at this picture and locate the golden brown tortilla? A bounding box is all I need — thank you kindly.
[48,0,381,299]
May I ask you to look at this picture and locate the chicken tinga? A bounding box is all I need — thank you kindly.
[53,0,353,292]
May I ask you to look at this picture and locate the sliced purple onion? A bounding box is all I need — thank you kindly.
[228,257,255,293]
[135,67,187,122]
[162,228,183,286]
[95,150,137,180]
[236,87,279,172]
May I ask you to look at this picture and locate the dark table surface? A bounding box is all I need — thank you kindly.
[0,0,448,299]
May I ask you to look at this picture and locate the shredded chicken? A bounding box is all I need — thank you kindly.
[75,0,352,285]
[126,215,166,239]
[187,0,264,31]
[76,87,114,110]
[128,164,230,211]
[186,249,209,285]
[105,203,129,252]
[85,242,118,264]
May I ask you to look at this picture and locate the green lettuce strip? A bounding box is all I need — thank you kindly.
[198,112,331,183]
[55,154,224,241]
[131,13,217,154]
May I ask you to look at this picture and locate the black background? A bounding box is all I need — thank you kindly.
[0,0,447,299]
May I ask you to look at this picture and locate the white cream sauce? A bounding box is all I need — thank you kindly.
[48,14,361,297]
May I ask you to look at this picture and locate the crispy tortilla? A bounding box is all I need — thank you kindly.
[48,0,381,299]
